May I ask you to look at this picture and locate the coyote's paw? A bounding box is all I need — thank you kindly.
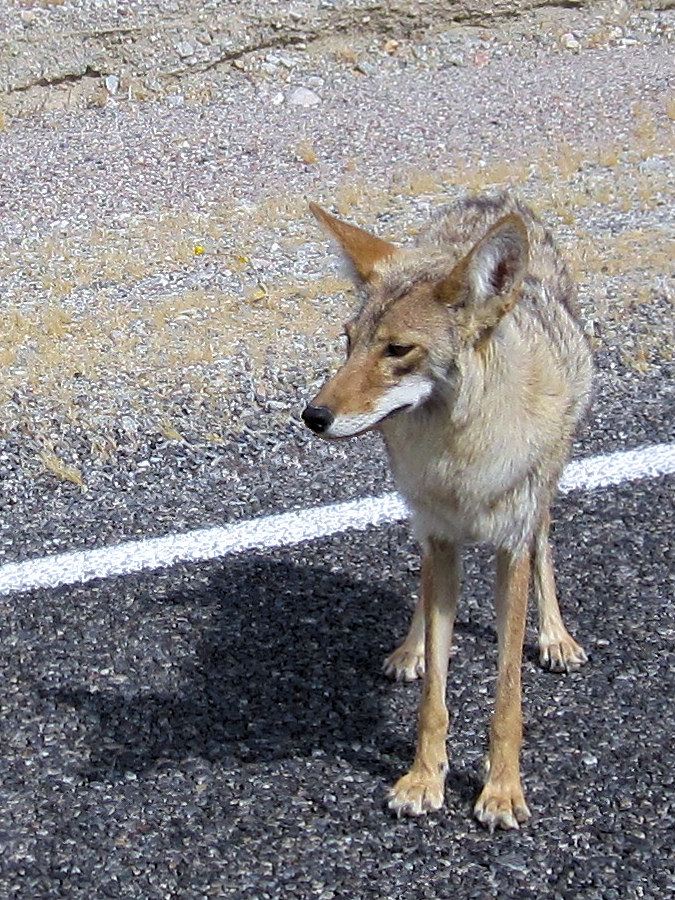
[474,779,531,832]
[382,645,425,682]
[388,766,446,817]
[539,630,588,673]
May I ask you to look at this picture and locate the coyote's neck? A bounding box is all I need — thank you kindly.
[380,325,567,550]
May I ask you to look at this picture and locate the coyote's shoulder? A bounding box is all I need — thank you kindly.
[404,193,589,383]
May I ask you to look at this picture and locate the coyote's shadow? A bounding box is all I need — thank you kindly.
[52,554,426,782]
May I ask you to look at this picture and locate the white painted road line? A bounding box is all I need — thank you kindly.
[2,443,675,596]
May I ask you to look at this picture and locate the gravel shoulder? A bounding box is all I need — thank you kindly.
[7,0,666,116]
[1,2,673,561]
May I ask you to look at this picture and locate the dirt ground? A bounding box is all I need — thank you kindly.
[0,0,673,499]
[3,1,655,116]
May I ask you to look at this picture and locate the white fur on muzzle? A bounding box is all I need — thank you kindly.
[325,374,434,438]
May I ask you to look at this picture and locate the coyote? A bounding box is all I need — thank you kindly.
[301,193,593,830]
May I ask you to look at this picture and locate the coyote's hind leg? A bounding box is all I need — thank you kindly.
[383,593,425,682]
[534,510,588,673]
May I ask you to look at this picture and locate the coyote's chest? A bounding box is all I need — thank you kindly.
[381,407,541,551]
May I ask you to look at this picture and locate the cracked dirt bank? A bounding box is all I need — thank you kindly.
[2,0,672,117]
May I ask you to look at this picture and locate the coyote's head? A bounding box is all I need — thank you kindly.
[302,202,529,439]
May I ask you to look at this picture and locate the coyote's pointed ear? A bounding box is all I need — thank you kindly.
[436,214,529,327]
[309,202,397,283]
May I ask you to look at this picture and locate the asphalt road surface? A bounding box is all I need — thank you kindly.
[2,404,674,899]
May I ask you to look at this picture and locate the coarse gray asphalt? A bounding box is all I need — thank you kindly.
[1,468,674,898]
[1,2,674,898]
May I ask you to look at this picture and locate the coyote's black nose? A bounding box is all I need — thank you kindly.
[302,405,334,435]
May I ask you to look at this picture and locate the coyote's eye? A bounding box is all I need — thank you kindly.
[386,343,415,358]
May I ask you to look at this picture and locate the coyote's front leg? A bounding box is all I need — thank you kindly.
[387,509,589,680]
[474,549,532,831]
[388,539,460,816]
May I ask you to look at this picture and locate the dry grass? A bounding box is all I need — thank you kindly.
[159,421,185,442]
[595,144,622,168]
[38,448,84,486]
[330,43,359,65]
[632,102,658,143]
[17,0,65,7]
[0,266,353,423]
[566,228,673,288]
[334,178,390,218]
[393,168,442,196]
[555,143,585,179]
[295,139,319,165]
[2,96,672,454]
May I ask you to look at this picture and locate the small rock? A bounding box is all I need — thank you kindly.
[443,29,467,44]
[497,853,528,873]
[104,74,119,95]
[639,155,669,173]
[355,61,377,76]
[561,33,581,51]
[176,41,195,58]
[581,753,598,767]
[288,87,321,107]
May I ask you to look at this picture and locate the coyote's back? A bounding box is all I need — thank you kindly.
[302,193,593,830]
